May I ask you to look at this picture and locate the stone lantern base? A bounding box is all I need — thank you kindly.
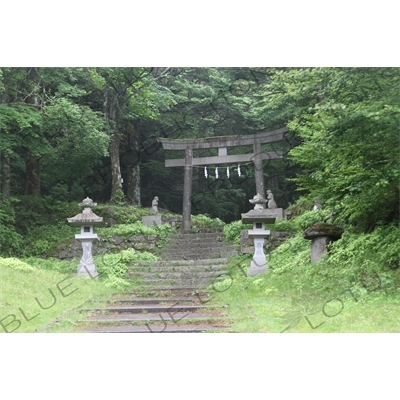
[247,236,268,276]
[77,263,99,279]
[75,236,99,279]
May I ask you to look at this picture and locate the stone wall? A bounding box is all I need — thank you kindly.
[240,230,294,254]
[54,235,158,260]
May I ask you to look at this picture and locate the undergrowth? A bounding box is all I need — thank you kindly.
[213,221,400,332]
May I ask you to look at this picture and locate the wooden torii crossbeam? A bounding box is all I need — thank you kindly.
[157,127,287,232]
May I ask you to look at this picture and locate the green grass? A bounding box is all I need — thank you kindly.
[209,222,400,333]
[214,284,400,333]
[0,257,120,333]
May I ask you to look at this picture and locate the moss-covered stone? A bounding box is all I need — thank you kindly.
[303,223,343,240]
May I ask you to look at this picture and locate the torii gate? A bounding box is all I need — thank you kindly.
[157,127,287,232]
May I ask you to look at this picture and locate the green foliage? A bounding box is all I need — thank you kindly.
[0,257,35,272]
[287,196,315,217]
[326,223,400,275]
[96,248,159,290]
[123,249,160,262]
[263,67,400,231]
[108,207,140,224]
[267,223,400,297]
[94,204,154,225]
[15,197,78,256]
[191,214,225,228]
[40,95,109,190]
[14,196,80,233]
[224,220,251,244]
[110,189,126,206]
[292,209,332,231]
[213,222,400,332]
[0,196,23,256]
[270,219,296,232]
[103,275,131,290]
[267,233,310,277]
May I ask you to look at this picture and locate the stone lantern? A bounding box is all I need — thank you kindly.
[67,197,103,278]
[241,194,276,276]
[303,222,343,263]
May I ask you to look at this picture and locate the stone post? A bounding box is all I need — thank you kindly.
[303,223,343,263]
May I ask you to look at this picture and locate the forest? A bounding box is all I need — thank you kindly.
[1,68,398,244]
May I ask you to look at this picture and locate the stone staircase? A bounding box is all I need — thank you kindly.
[157,228,239,261]
[74,228,239,333]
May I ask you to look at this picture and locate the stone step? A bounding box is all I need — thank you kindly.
[170,231,225,240]
[78,312,222,323]
[189,228,225,233]
[128,258,229,266]
[127,265,228,273]
[157,246,239,258]
[159,252,238,260]
[81,304,213,314]
[127,271,228,279]
[160,244,239,251]
[80,324,227,333]
[165,235,226,242]
[138,278,224,287]
[161,241,228,249]
[124,287,211,294]
[109,297,199,304]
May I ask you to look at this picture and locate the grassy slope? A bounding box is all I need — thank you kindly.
[0,258,118,333]
[212,260,400,333]
[216,216,400,333]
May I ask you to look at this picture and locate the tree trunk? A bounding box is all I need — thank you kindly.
[25,149,41,196]
[126,122,141,205]
[1,154,11,197]
[110,129,123,199]
[104,88,123,202]
[127,163,141,206]
[24,68,42,197]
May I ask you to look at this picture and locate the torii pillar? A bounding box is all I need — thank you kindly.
[182,146,193,232]
[253,138,265,198]
[158,127,286,233]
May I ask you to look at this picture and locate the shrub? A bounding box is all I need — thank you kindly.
[293,209,332,231]
[224,220,251,244]
[97,221,172,238]
[95,248,160,291]
[110,189,126,205]
[0,257,35,272]
[192,214,225,228]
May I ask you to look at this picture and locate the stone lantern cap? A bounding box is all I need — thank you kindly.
[241,210,276,224]
[67,197,103,227]
[303,223,343,241]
